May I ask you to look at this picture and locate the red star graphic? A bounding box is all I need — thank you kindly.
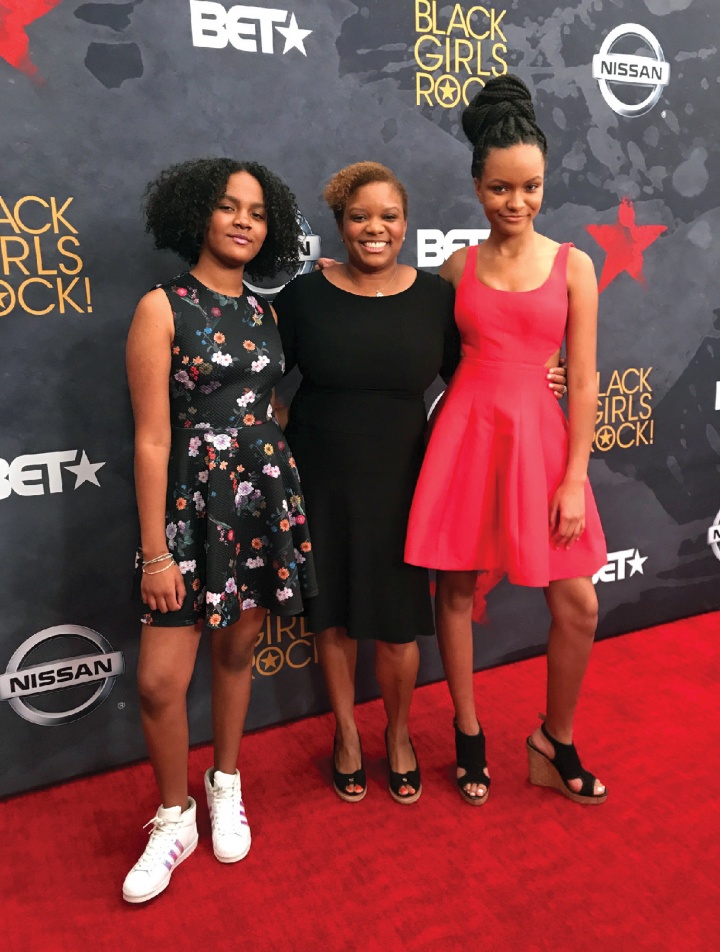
[0,0,64,77]
[586,198,666,293]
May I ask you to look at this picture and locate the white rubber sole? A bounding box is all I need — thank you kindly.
[122,834,198,904]
[213,837,252,864]
[205,776,252,864]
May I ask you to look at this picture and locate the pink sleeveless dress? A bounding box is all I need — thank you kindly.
[405,243,606,586]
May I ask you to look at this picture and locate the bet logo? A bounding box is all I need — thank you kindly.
[190,2,312,56]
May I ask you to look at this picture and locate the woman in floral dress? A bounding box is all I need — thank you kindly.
[122,158,317,904]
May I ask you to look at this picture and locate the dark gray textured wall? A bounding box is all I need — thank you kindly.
[1,0,718,797]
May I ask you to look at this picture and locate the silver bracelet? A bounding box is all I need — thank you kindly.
[142,560,176,576]
[142,552,173,567]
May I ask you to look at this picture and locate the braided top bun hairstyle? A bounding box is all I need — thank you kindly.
[462,74,548,179]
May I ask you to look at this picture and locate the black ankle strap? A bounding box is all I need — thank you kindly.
[541,723,597,796]
[454,723,487,783]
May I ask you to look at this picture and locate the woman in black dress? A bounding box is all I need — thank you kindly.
[274,162,566,804]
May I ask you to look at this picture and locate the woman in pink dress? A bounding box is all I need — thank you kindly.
[405,76,608,806]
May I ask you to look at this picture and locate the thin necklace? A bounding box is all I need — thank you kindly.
[344,264,399,297]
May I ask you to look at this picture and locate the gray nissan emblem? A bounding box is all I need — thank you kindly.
[0,625,125,726]
[592,23,670,118]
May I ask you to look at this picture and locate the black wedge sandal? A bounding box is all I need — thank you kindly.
[454,720,491,805]
[332,736,367,803]
[385,729,422,805]
[526,722,607,805]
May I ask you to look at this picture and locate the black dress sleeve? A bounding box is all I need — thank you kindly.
[438,277,461,383]
[272,281,298,374]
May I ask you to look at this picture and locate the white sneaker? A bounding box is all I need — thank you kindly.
[204,768,252,863]
[122,797,198,903]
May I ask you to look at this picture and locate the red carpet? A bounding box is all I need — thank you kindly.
[4,614,719,951]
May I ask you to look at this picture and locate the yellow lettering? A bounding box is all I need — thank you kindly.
[416,71,435,106]
[0,196,20,233]
[58,236,83,275]
[447,4,468,35]
[492,42,508,76]
[610,395,626,424]
[286,638,312,669]
[466,5,490,40]
[1,236,30,276]
[50,197,77,235]
[414,34,443,71]
[32,235,57,275]
[274,616,296,643]
[463,76,485,103]
[0,279,16,315]
[616,422,635,449]
[56,277,84,313]
[18,277,54,316]
[473,39,492,76]
[620,368,640,394]
[636,420,652,444]
[454,38,474,74]
[490,7,507,42]
[14,196,51,235]
[606,369,623,395]
[415,0,436,33]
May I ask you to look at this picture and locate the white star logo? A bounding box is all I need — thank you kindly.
[275,13,312,56]
[64,451,105,489]
[627,549,647,576]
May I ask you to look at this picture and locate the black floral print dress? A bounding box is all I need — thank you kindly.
[140,273,317,628]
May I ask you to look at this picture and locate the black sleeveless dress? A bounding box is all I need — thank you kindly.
[140,273,317,628]
[273,270,459,643]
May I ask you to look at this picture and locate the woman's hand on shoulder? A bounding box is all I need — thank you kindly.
[547,356,567,400]
[314,257,342,271]
[438,246,469,289]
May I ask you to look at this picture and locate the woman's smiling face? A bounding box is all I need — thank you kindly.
[339,181,407,271]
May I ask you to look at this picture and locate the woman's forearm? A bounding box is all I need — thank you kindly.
[563,378,598,484]
[135,440,171,558]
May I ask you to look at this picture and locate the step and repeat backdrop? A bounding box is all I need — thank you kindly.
[1,0,718,797]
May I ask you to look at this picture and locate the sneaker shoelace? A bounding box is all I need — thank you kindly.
[132,816,184,872]
[212,783,244,836]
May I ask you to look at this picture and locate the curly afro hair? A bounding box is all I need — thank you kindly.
[144,157,301,278]
[462,75,548,179]
[323,162,408,222]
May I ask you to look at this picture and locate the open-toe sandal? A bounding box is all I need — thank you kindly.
[454,720,491,805]
[385,730,422,805]
[332,736,367,803]
[526,722,607,805]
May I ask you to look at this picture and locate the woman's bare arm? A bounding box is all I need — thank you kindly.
[549,247,599,547]
[126,288,185,612]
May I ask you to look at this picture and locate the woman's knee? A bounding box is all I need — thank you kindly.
[436,571,476,615]
[212,626,259,672]
[375,640,417,663]
[137,667,189,712]
[553,583,598,633]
